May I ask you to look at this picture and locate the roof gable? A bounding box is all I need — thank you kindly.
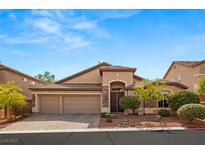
[56,62,111,84]
[0,64,45,84]
[163,60,205,79]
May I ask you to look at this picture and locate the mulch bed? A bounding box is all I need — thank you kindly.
[98,114,188,128]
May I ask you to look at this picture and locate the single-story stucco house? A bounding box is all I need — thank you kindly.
[30,62,188,114]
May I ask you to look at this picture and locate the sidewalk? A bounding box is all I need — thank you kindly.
[0,126,188,134]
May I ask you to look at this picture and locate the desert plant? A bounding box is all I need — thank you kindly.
[168,90,200,111]
[134,79,166,112]
[100,112,107,118]
[158,109,170,117]
[119,96,140,114]
[177,103,205,122]
[0,81,26,120]
[106,115,112,123]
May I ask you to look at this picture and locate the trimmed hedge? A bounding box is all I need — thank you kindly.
[119,96,140,114]
[168,91,200,111]
[177,104,205,122]
[158,109,170,117]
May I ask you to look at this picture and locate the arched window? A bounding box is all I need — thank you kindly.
[158,89,171,108]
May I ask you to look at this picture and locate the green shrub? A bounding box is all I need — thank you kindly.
[119,96,140,114]
[100,112,107,118]
[158,109,170,117]
[12,103,31,118]
[177,103,205,122]
[106,115,112,123]
[168,91,200,111]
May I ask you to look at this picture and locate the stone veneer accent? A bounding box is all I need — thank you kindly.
[102,86,109,107]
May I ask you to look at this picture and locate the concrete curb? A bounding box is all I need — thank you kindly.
[0,127,188,134]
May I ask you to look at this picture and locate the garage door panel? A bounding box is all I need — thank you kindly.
[40,95,59,113]
[63,95,100,113]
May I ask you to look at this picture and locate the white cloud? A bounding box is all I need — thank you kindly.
[1,10,141,52]
[61,35,90,50]
[31,10,54,18]
[94,10,141,20]
[8,13,16,19]
[26,18,61,34]
[0,34,7,39]
[73,20,97,30]
[0,35,49,44]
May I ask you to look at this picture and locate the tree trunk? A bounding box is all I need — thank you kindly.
[143,100,146,115]
[4,107,7,119]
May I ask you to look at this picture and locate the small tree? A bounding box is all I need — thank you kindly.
[34,71,55,83]
[0,82,25,121]
[119,96,140,114]
[197,76,205,95]
[134,79,166,112]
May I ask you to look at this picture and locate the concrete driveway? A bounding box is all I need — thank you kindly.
[0,114,100,131]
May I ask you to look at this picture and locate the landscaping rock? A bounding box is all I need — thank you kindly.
[192,118,205,125]
[106,113,118,119]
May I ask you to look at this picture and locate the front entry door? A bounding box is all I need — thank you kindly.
[110,92,124,112]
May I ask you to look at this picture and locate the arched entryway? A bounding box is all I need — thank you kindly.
[110,81,125,112]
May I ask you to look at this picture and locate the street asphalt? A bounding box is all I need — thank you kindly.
[0,129,205,145]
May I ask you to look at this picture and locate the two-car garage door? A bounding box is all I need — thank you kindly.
[39,95,100,114]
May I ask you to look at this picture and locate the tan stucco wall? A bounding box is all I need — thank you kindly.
[102,71,133,85]
[0,70,5,83]
[127,90,135,96]
[2,70,43,99]
[164,63,195,89]
[199,63,205,74]
[63,68,102,83]
[133,77,142,84]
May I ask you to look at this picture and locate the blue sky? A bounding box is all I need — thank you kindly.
[0,10,205,80]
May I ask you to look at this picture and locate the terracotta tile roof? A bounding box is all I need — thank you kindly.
[30,83,102,91]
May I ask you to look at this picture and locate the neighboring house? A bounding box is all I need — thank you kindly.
[163,60,205,90]
[0,64,45,104]
[30,62,187,114]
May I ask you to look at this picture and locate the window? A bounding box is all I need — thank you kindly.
[158,90,170,108]
[23,78,27,82]
[158,99,169,108]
